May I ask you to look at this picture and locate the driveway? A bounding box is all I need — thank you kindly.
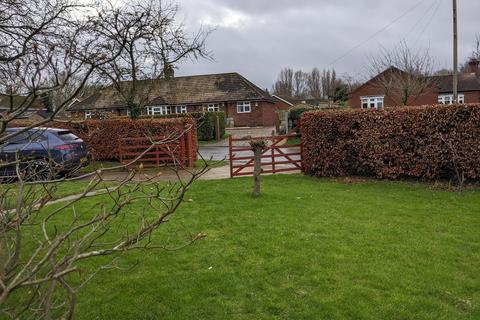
[198,126,277,161]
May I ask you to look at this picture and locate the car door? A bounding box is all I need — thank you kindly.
[0,131,47,175]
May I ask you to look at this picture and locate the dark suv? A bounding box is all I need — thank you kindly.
[0,127,90,180]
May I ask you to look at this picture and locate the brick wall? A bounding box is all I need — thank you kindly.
[223,101,277,127]
[348,81,439,108]
[73,100,280,127]
[348,78,480,108]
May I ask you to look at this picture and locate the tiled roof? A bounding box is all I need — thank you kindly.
[71,73,274,110]
[0,94,45,110]
[351,65,480,95]
[430,73,480,93]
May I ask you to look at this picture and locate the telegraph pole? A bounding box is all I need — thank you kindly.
[452,0,458,102]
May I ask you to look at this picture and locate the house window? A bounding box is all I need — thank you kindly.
[204,103,220,112]
[236,101,251,113]
[147,106,170,116]
[438,94,464,105]
[175,105,187,114]
[126,109,131,117]
[360,96,384,109]
[85,111,93,119]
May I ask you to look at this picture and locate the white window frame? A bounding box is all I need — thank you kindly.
[204,103,220,112]
[236,101,251,113]
[85,111,93,119]
[126,109,131,117]
[360,96,384,109]
[147,105,171,116]
[174,105,187,114]
[438,94,464,105]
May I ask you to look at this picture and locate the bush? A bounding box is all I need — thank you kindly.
[289,107,313,128]
[10,118,197,161]
[301,104,480,182]
[136,112,226,141]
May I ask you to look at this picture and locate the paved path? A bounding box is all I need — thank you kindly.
[199,126,288,162]
[204,126,277,147]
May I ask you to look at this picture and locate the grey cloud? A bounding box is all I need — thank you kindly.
[176,0,480,89]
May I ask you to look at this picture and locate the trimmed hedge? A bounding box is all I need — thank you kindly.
[10,118,197,161]
[301,104,480,181]
[136,112,226,141]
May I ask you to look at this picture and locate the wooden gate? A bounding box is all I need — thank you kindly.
[118,134,194,168]
[229,133,302,178]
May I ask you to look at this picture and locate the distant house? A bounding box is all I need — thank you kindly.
[348,58,480,109]
[0,94,54,124]
[272,95,341,109]
[70,73,285,127]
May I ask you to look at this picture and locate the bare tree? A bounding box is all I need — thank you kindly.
[321,69,339,99]
[272,68,294,97]
[367,42,437,106]
[460,35,480,73]
[341,73,362,95]
[472,35,480,59]
[94,0,211,119]
[306,68,322,99]
[293,70,307,98]
[0,0,212,318]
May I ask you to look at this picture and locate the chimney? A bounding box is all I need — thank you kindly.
[467,58,480,76]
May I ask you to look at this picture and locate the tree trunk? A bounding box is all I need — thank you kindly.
[251,147,262,197]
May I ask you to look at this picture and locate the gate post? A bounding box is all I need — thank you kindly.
[228,134,233,178]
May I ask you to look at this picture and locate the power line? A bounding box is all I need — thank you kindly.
[326,0,428,67]
[403,0,439,39]
[412,0,443,47]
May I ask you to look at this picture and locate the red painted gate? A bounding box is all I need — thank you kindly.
[118,132,195,168]
[229,133,302,178]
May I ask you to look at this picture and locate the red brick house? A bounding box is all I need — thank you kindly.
[70,73,282,127]
[348,59,480,109]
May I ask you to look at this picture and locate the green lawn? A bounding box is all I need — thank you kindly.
[284,136,301,146]
[195,159,228,168]
[21,176,480,318]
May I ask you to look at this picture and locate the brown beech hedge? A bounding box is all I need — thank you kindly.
[301,104,480,181]
[11,118,197,161]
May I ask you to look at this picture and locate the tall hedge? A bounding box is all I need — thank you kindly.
[10,118,197,161]
[137,112,226,141]
[301,104,480,181]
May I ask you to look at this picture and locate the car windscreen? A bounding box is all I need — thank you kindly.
[56,131,80,142]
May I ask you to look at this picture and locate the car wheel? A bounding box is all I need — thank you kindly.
[26,159,52,181]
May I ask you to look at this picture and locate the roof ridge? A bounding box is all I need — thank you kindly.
[234,73,272,100]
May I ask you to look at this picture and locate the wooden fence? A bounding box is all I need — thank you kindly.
[229,133,302,178]
[118,131,195,168]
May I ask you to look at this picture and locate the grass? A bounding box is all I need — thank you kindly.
[284,136,301,146]
[198,134,229,145]
[77,160,122,174]
[195,159,228,168]
[78,159,228,175]
[19,176,480,319]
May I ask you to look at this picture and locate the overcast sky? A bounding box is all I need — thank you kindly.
[174,0,480,89]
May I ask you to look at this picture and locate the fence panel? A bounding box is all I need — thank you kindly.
[229,133,302,178]
[118,130,195,168]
